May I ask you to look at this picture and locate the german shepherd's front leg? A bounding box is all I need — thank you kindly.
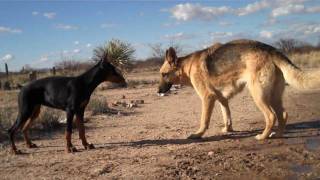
[188,93,215,139]
[218,100,233,133]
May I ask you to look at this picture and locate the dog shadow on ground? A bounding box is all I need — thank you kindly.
[99,119,320,148]
[4,119,319,155]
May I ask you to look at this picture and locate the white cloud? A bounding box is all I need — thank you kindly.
[271,4,305,17]
[162,22,181,27]
[307,6,320,13]
[100,23,117,28]
[32,55,51,66]
[55,24,78,30]
[0,26,22,34]
[1,54,14,62]
[270,1,320,18]
[302,24,320,34]
[43,12,56,19]
[139,12,144,16]
[86,43,92,48]
[32,11,39,16]
[39,56,49,62]
[74,41,80,45]
[168,1,319,22]
[219,21,233,26]
[237,0,270,16]
[256,22,320,43]
[163,32,195,41]
[260,30,273,38]
[210,32,233,38]
[208,31,251,43]
[170,3,232,21]
[73,49,81,54]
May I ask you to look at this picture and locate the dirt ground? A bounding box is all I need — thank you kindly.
[0,71,319,180]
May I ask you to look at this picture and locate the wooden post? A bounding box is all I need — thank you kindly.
[5,63,9,77]
[52,67,56,75]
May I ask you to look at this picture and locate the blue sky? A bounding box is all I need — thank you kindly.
[0,0,320,71]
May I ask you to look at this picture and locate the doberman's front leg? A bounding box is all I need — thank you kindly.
[75,113,95,150]
[65,110,77,153]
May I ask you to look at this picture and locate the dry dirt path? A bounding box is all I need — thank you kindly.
[0,84,319,179]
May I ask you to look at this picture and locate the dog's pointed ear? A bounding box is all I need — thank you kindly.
[99,51,111,67]
[165,47,178,66]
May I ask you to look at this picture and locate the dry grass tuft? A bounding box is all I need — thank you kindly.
[87,97,113,115]
[289,51,320,68]
[37,108,62,130]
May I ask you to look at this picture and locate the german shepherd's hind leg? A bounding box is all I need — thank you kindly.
[269,75,288,138]
[218,100,233,133]
[248,81,277,140]
[22,105,41,148]
[65,110,77,153]
[75,113,95,150]
[188,93,215,139]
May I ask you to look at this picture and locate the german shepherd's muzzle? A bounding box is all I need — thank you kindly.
[157,80,172,93]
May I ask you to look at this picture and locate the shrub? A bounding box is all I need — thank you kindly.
[38,108,62,130]
[289,51,320,68]
[0,107,16,130]
[87,97,111,115]
[93,39,135,72]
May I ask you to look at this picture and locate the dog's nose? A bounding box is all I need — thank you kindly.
[120,82,127,88]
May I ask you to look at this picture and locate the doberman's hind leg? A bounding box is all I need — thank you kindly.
[8,107,34,154]
[65,110,77,153]
[75,113,95,150]
[22,105,41,148]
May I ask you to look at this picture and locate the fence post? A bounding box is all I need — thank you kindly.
[5,63,9,77]
[52,66,56,75]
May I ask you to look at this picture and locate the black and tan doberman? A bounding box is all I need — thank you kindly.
[8,53,127,154]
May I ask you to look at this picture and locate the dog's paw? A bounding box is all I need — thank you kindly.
[66,146,78,153]
[27,143,38,148]
[255,134,267,140]
[269,131,283,138]
[11,149,22,155]
[187,134,202,139]
[221,126,233,133]
[85,143,95,150]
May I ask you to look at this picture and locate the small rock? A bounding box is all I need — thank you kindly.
[158,93,166,97]
[117,111,122,116]
[127,103,137,108]
[131,99,144,104]
[208,151,214,156]
[122,95,126,99]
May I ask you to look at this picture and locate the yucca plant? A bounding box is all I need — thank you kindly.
[93,39,135,72]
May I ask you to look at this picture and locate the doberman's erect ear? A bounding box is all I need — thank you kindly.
[99,51,111,67]
[165,47,178,66]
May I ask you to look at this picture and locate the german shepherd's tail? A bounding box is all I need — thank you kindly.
[273,54,320,90]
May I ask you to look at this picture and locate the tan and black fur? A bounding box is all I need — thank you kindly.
[158,39,320,140]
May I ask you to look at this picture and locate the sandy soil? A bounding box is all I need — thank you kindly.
[0,71,320,180]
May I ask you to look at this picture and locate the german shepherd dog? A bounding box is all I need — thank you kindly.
[158,39,320,140]
[8,53,127,154]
